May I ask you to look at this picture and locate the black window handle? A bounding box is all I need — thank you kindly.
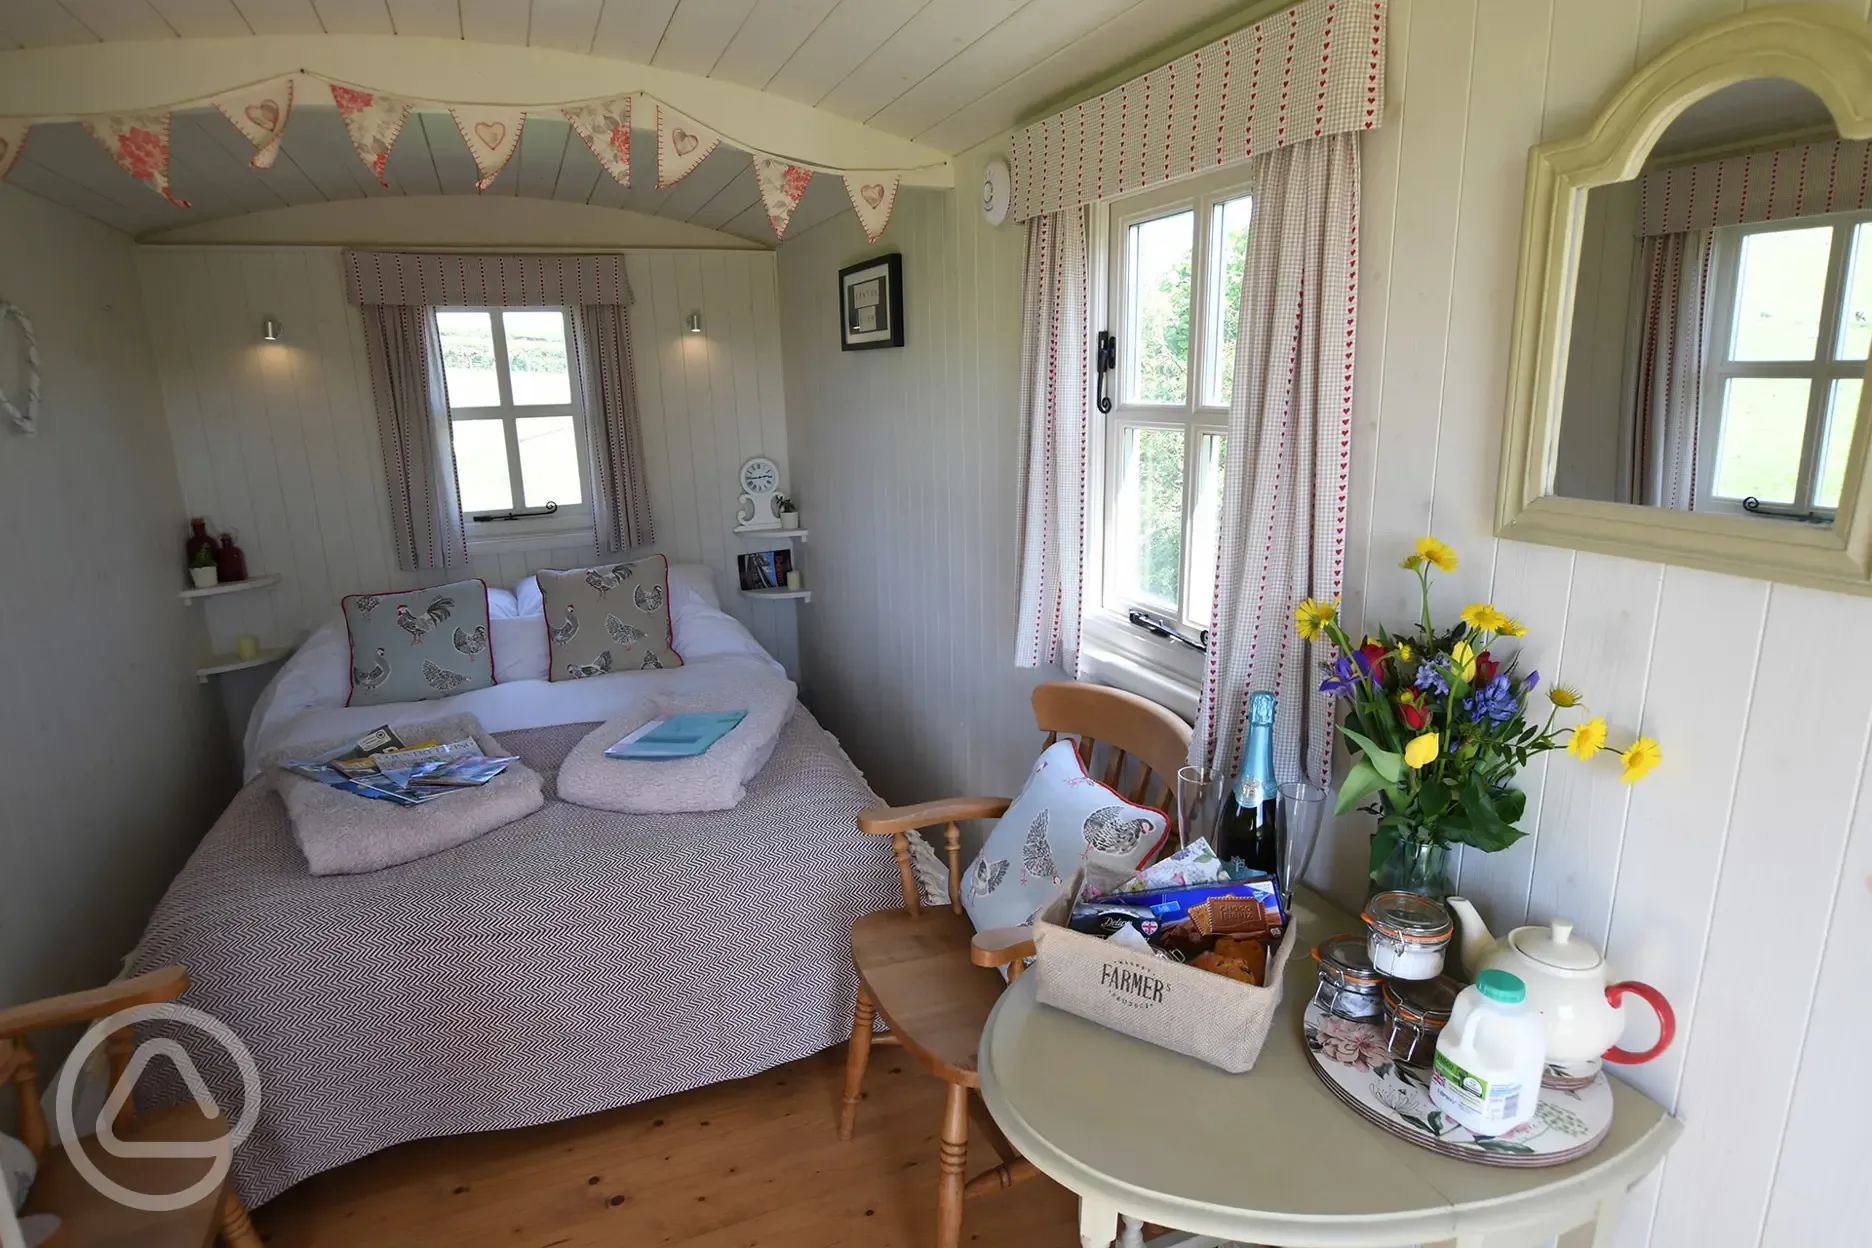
[1096,330,1116,414]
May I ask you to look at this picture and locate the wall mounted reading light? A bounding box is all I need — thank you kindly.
[262,316,282,342]
[685,311,704,335]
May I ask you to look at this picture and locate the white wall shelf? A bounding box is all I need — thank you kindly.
[733,526,808,542]
[180,572,281,604]
[741,588,812,603]
[196,646,293,683]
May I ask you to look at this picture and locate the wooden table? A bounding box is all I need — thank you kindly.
[976,889,1682,1248]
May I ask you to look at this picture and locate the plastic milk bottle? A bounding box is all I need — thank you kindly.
[1429,969,1546,1136]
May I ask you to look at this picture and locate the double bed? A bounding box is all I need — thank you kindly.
[127,569,916,1207]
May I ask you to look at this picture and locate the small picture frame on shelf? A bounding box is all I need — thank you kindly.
[738,549,794,591]
[840,253,905,350]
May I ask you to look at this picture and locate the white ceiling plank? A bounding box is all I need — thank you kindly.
[654,141,749,220]
[170,110,292,212]
[915,0,1246,151]
[310,0,395,34]
[686,161,758,229]
[515,116,568,198]
[550,124,605,202]
[715,194,771,241]
[386,0,459,38]
[147,0,253,36]
[186,99,329,202]
[278,105,385,200]
[59,1,178,40]
[527,0,604,54]
[869,0,1136,138]
[458,0,526,44]
[587,0,679,64]
[418,109,481,193]
[651,0,755,75]
[817,0,1031,121]
[708,0,838,90]
[18,122,192,227]
[2,1,105,45]
[762,0,930,108]
[6,158,154,232]
[382,105,442,193]
[229,0,324,35]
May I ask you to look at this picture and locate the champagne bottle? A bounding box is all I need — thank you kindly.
[1215,691,1279,876]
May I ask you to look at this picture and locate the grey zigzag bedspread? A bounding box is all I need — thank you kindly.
[127,709,901,1208]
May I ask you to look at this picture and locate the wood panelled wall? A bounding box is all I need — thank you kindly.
[135,245,798,678]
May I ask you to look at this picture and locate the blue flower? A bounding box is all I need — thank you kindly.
[1522,669,1541,693]
[1464,673,1519,724]
[1413,661,1449,696]
[1319,650,1373,696]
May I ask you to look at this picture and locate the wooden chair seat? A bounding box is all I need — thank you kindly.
[852,909,1006,1088]
[23,1100,231,1248]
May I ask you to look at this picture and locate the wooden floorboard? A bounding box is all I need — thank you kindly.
[254,1048,1081,1248]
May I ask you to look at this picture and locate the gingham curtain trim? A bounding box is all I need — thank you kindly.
[345,252,635,308]
[1636,136,1872,237]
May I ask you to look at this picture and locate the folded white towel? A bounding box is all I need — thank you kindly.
[557,669,797,813]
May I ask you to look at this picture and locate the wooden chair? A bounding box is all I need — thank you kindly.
[0,966,263,1248]
[841,681,1192,1248]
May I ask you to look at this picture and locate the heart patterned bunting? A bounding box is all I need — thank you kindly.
[841,171,901,242]
[211,76,295,168]
[562,95,633,188]
[0,120,26,183]
[656,105,719,188]
[330,82,413,185]
[82,112,189,206]
[448,106,526,190]
[754,156,812,238]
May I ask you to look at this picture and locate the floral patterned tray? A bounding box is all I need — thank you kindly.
[1303,1001,1612,1167]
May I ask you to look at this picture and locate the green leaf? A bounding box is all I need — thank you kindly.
[1369,824,1403,883]
[1337,757,1391,815]
[1491,787,1528,825]
[1416,782,1452,819]
[1457,776,1529,853]
[1473,1138,1537,1154]
[1340,726,1405,783]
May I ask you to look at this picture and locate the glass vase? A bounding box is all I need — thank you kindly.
[1372,834,1455,903]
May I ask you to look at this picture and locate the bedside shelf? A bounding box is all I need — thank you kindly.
[741,588,812,603]
[180,573,281,604]
[733,526,808,542]
[196,646,293,683]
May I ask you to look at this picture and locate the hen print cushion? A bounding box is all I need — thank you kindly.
[959,739,1170,934]
[537,555,684,682]
[342,578,496,707]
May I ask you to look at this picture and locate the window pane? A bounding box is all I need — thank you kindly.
[436,311,501,407]
[1187,433,1226,628]
[1837,223,1872,361]
[517,416,582,507]
[1202,196,1253,406]
[1712,377,1811,503]
[1125,211,1194,404]
[502,310,571,406]
[1111,427,1185,610]
[452,421,512,513]
[1818,379,1861,509]
[1730,226,1831,361]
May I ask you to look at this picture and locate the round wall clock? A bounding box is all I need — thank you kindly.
[980,157,1011,226]
[737,455,783,529]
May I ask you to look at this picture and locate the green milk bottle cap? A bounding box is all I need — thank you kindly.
[1476,969,1526,1004]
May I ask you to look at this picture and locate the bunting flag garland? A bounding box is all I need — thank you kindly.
[562,96,633,188]
[656,105,720,188]
[841,172,901,243]
[81,112,189,206]
[753,157,813,238]
[448,106,526,190]
[0,120,27,183]
[211,76,294,169]
[330,82,413,185]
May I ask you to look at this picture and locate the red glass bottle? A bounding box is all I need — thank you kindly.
[185,518,216,570]
[216,531,248,583]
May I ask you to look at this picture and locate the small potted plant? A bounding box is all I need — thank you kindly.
[189,542,219,589]
[777,495,800,530]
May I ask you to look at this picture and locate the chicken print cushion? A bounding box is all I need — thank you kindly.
[537,555,683,682]
[342,578,496,707]
[959,739,1170,935]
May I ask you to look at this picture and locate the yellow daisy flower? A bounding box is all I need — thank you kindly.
[1450,640,1478,683]
[1500,618,1528,638]
[1400,554,1424,571]
[1396,641,1414,661]
[1620,737,1663,785]
[1547,684,1584,709]
[1568,717,1608,760]
[1460,603,1508,633]
[1414,536,1459,573]
[1403,732,1440,769]
[1294,596,1339,641]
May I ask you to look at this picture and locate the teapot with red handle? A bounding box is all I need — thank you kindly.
[1446,896,1675,1087]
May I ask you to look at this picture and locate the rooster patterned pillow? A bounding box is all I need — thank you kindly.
[537,555,684,682]
[342,578,496,707]
[958,739,1170,935]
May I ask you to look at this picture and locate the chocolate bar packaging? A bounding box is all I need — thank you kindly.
[1102,876,1285,936]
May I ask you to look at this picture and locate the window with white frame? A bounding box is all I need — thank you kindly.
[1094,169,1253,677]
[1699,212,1872,518]
[434,307,592,537]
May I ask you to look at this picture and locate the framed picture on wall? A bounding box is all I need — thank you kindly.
[839,254,905,350]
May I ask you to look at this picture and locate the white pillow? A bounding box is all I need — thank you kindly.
[513,563,719,616]
[487,587,522,619]
[492,615,549,682]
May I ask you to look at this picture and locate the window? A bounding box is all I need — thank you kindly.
[1098,171,1252,661]
[435,307,591,538]
[1700,214,1872,517]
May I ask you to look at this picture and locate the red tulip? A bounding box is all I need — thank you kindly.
[1359,640,1390,679]
[1398,688,1430,730]
[1476,650,1500,685]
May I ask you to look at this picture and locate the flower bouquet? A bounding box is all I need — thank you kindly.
[1295,537,1662,898]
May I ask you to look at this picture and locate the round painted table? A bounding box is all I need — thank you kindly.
[976,890,1683,1248]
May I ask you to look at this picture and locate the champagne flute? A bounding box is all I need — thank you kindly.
[1276,780,1330,909]
[1175,765,1218,854]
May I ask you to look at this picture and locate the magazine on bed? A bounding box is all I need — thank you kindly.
[282,726,518,805]
[604,711,747,760]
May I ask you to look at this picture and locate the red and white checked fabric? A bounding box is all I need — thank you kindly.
[1636,137,1872,237]
[1014,208,1092,673]
[1194,133,1359,789]
[1629,231,1712,511]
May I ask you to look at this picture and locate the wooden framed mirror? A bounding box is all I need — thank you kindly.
[1497,5,1872,594]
